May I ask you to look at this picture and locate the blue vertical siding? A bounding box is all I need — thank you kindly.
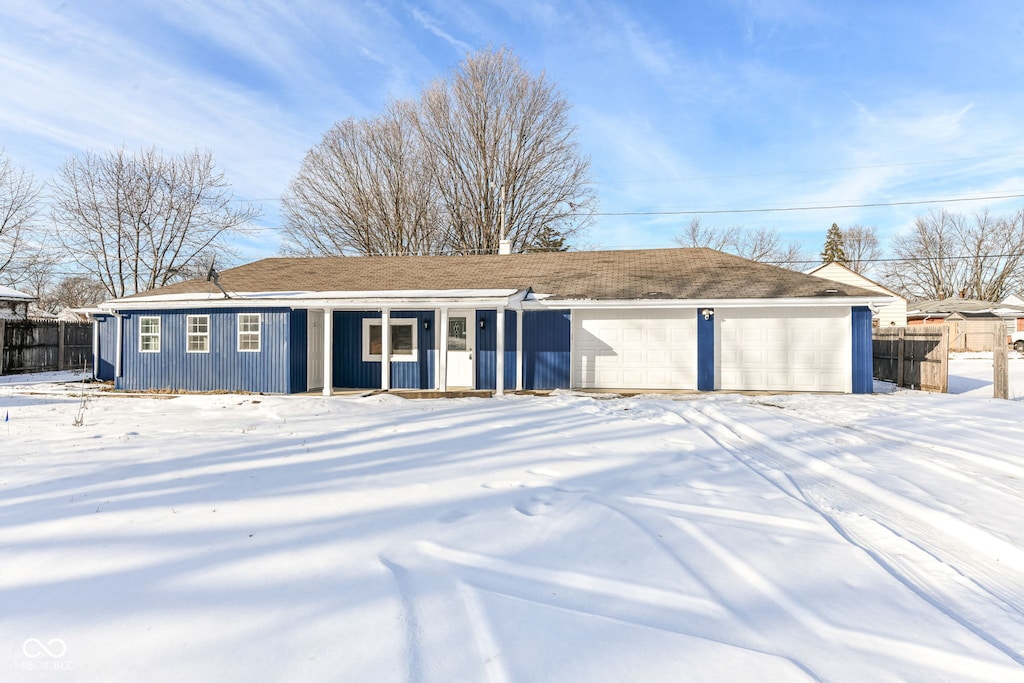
[332,310,435,390]
[504,310,517,390]
[475,310,497,390]
[95,314,117,381]
[333,311,380,389]
[116,308,291,393]
[697,308,715,391]
[851,306,873,394]
[289,309,308,393]
[523,309,570,390]
[392,311,435,390]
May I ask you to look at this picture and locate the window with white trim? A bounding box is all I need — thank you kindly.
[362,318,417,362]
[186,315,210,353]
[139,316,161,353]
[237,313,261,352]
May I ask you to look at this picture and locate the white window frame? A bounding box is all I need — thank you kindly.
[139,316,161,353]
[237,313,261,352]
[187,314,210,353]
[362,318,418,362]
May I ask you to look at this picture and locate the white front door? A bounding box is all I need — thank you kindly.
[307,310,324,391]
[446,310,475,388]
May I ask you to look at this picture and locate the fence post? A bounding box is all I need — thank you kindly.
[994,322,1009,399]
[896,327,905,388]
[58,320,66,371]
[0,319,5,375]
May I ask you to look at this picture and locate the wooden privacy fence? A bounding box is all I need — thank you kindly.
[873,326,949,392]
[0,319,93,375]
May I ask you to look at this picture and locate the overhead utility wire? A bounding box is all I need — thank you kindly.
[589,192,1024,217]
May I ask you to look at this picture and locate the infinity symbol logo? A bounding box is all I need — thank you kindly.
[22,638,67,659]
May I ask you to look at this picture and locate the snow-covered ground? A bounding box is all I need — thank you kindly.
[2,376,1024,681]
[948,352,1024,399]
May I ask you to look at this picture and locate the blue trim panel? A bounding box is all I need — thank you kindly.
[289,309,308,393]
[697,308,715,391]
[851,306,873,394]
[332,310,435,390]
[115,308,291,393]
[523,310,570,390]
[476,310,497,390]
[504,310,517,390]
[95,314,117,381]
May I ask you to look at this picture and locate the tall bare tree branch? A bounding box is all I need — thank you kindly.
[50,147,259,298]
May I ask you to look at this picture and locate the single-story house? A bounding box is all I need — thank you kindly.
[805,262,907,327]
[907,297,1024,351]
[91,248,890,395]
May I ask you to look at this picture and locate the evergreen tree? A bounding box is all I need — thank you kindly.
[526,225,569,252]
[821,223,848,264]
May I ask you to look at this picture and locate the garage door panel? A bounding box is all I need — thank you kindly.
[718,307,849,392]
[573,309,697,389]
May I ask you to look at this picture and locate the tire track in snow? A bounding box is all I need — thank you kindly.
[415,541,815,681]
[677,401,1024,668]
[381,551,511,683]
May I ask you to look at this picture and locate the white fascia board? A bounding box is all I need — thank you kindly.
[522,296,894,310]
[100,289,528,312]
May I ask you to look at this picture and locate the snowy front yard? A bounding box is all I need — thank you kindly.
[2,378,1024,681]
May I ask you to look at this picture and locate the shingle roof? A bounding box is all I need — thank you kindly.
[127,248,881,301]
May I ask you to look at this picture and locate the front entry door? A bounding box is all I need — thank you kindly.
[446,311,475,388]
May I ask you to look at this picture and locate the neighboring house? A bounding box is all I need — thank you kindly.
[906,297,1024,351]
[0,285,34,320]
[92,248,891,395]
[805,262,907,327]
[998,294,1024,333]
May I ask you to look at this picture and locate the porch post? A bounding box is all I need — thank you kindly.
[380,307,391,391]
[322,308,333,396]
[438,308,448,392]
[496,307,505,395]
[515,309,524,391]
[91,317,99,378]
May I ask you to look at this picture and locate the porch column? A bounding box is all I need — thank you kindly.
[438,308,448,392]
[380,307,391,392]
[322,308,333,396]
[515,309,524,391]
[496,307,505,395]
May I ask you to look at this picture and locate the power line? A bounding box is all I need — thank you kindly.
[590,192,1024,217]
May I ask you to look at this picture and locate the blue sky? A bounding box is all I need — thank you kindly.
[2,0,1023,265]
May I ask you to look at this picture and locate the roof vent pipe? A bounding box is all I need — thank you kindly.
[499,239,512,255]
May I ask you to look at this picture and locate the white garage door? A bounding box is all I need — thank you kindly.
[572,309,697,389]
[718,307,850,392]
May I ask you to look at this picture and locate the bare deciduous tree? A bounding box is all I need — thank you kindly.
[0,150,44,286]
[841,224,882,275]
[39,275,109,312]
[674,218,808,270]
[50,147,259,298]
[883,208,1024,301]
[283,47,595,256]
[283,101,442,256]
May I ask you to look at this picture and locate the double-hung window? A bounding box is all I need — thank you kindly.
[187,315,210,353]
[238,313,261,352]
[139,316,161,352]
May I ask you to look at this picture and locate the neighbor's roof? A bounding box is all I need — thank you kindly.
[0,285,34,301]
[909,297,1002,314]
[123,248,882,302]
